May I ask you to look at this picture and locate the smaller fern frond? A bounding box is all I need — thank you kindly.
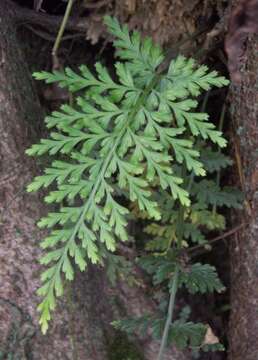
[166,55,229,97]
[104,16,164,76]
[178,263,225,294]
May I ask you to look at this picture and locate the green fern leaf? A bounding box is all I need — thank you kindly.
[179,263,225,294]
[166,56,229,97]
[200,147,232,173]
[27,16,230,333]
[168,320,206,349]
[193,180,243,208]
[104,16,164,76]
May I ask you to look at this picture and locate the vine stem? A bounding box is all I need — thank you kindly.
[157,266,179,360]
[157,200,185,360]
[52,0,75,68]
[157,161,187,360]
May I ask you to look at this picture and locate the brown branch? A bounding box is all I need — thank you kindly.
[24,24,85,42]
[51,0,75,69]
[84,0,110,9]
[188,223,247,255]
[10,0,88,34]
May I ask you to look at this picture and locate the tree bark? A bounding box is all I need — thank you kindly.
[228,2,258,359]
[0,2,190,359]
[0,2,110,359]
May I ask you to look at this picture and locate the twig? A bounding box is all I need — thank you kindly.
[84,0,110,9]
[34,0,44,12]
[157,191,186,360]
[12,0,86,34]
[188,223,246,254]
[52,0,75,68]
[24,24,84,42]
[157,266,179,360]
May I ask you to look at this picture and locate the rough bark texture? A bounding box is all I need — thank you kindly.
[0,1,191,359]
[13,0,225,48]
[0,2,112,359]
[228,1,258,358]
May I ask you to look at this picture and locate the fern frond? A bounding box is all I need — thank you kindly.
[193,180,243,208]
[168,320,206,349]
[104,16,164,76]
[166,55,229,97]
[162,97,226,147]
[183,224,207,245]
[199,147,232,173]
[190,210,226,230]
[27,16,230,334]
[178,263,225,294]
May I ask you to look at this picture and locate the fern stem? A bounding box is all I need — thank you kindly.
[52,0,74,67]
[157,265,179,360]
[157,169,186,359]
[157,236,182,359]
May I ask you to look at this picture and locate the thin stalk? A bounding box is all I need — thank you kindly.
[157,200,185,360]
[157,266,179,360]
[52,0,75,68]
[187,223,246,256]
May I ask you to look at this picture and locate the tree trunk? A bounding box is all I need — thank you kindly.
[0,1,190,359]
[0,2,111,358]
[228,2,258,359]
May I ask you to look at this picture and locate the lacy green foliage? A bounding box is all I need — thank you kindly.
[26,16,239,348]
[116,146,242,354]
[113,306,225,354]
[138,254,225,295]
[199,147,232,173]
[113,315,211,352]
[168,321,206,349]
[115,143,242,354]
[178,263,225,294]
